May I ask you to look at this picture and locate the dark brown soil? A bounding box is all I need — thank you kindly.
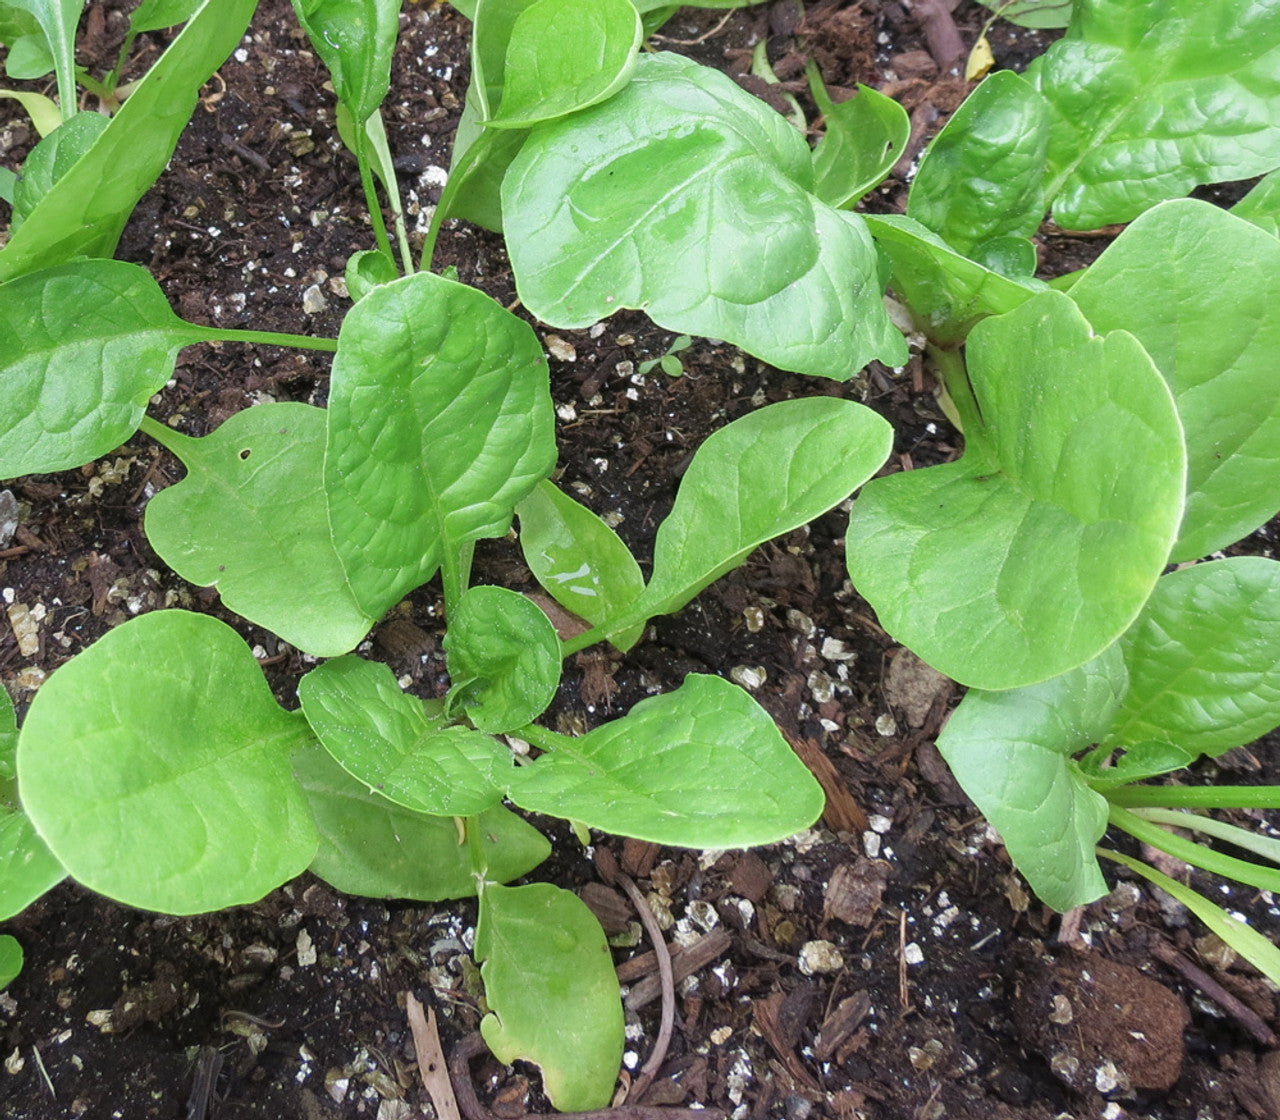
[2,4,1280,1120]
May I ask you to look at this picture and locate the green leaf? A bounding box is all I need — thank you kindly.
[809,75,910,209]
[974,0,1072,29]
[1105,558,1280,761]
[0,8,41,44]
[936,649,1126,912]
[864,213,1042,345]
[299,656,510,816]
[1232,170,1280,239]
[0,260,208,478]
[516,480,646,649]
[17,611,318,914]
[142,404,375,658]
[2,0,82,119]
[509,674,824,846]
[476,882,623,1112]
[0,936,21,990]
[11,111,108,227]
[289,0,400,123]
[846,291,1186,690]
[907,71,1050,257]
[129,0,203,33]
[488,0,641,129]
[439,100,528,232]
[443,586,562,733]
[503,51,906,380]
[0,0,258,281]
[1068,199,1280,560]
[0,90,61,137]
[1029,0,1280,229]
[0,687,64,921]
[325,272,556,618]
[624,398,892,641]
[344,247,399,301]
[4,31,54,79]
[293,742,549,898]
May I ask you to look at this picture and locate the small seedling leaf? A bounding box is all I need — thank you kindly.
[290,0,400,123]
[11,111,109,227]
[143,403,375,658]
[0,259,207,478]
[443,586,562,733]
[325,272,556,619]
[1105,558,1280,761]
[809,76,910,209]
[503,51,906,380]
[293,743,549,898]
[299,656,511,815]
[508,674,824,847]
[476,882,623,1111]
[3,0,81,120]
[847,290,1186,690]
[1069,200,1280,561]
[936,648,1126,912]
[17,611,318,914]
[129,0,203,33]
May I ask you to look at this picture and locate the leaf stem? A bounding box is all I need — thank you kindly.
[138,414,196,454]
[464,814,488,887]
[353,120,397,269]
[513,723,581,757]
[927,343,981,437]
[1107,784,1280,810]
[189,326,338,353]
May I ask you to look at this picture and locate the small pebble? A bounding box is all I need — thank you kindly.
[797,940,844,975]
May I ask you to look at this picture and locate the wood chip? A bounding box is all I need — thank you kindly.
[823,859,891,928]
[622,929,732,1011]
[405,993,462,1120]
[785,732,869,834]
[815,992,873,1062]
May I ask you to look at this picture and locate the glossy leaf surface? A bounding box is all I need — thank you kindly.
[509,674,824,846]
[936,649,1125,911]
[0,0,257,280]
[293,743,548,898]
[299,656,510,815]
[516,480,645,648]
[443,587,562,733]
[1029,0,1280,228]
[325,272,556,618]
[0,260,206,478]
[907,71,1049,259]
[0,687,63,921]
[18,612,318,914]
[290,0,399,122]
[503,51,905,380]
[1106,558,1280,760]
[846,291,1186,690]
[1069,200,1280,560]
[11,110,108,226]
[143,404,374,658]
[129,0,203,32]
[810,79,910,209]
[477,882,623,1111]
[488,0,641,128]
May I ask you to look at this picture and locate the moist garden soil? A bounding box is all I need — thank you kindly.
[2,3,1280,1119]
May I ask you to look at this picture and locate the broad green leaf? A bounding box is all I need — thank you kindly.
[2,0,82,119]
[443,586,562,733]
[0,936,20,989]
[0,259,210,478]
[907,71,1050,259]
[290,0,399,123]
[846,291,1186,690]
[1105,558,1280,761]
[810,76,910,209]
[293,742,549,898]
[344,247,398,301]
[1232,170,1280,239]
[1070,200,1280,560]
[509,674,824,846]
[440,99,528,232]
[516,479,645,648]
[503,51,906,380]
[0,90,61,136]
[1028,0,1280,229]
[326,272,555,619]
[865,213,1042,345]
[624,398,892,641]
[936,649,1126,912]
[4,31,53,78]
[299,656,510,815]
[0,8,40,42]
[488,0,641,129]
[0,686,64,921]
[975,0,1072,29]
[129,0,202,32]
[0,0,257,280]
[11,110,108,227]
[477,882,623,1111]
[142,404,374,658]
[17,611,318,914]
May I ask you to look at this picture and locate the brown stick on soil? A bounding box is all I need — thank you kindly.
[1152,940,1278,1047]
[615,871,675,1103]
[406,992,463,1120]
[447,1033,724,1120]
[905,0,966,72]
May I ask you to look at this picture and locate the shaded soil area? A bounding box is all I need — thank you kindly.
[2,3,1280,1120]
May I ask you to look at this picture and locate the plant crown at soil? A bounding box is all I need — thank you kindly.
[3,0,1280,1106]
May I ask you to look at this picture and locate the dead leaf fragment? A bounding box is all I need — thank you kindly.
[824,858,892,928]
